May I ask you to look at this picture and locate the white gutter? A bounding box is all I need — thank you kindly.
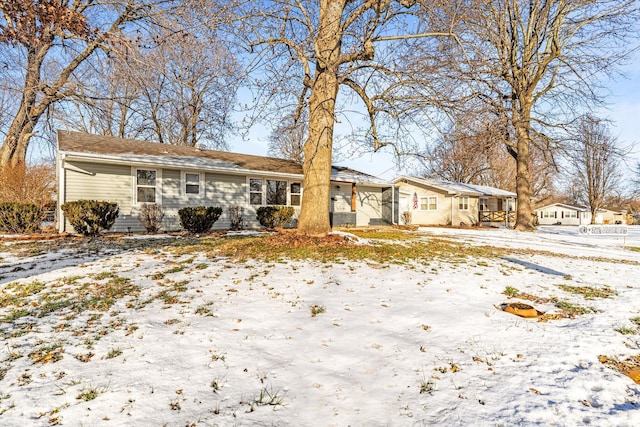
[58,153,66,233]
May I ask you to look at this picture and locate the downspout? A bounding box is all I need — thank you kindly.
[451,194,459,226]
[392,185,396,225]
[57,153,66,233]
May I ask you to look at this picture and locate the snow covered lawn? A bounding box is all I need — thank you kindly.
[1,226,639,426]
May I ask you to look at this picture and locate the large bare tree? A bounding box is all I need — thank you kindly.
[229,0,445,236]
[54,23,240,149]
[565,115,622,223]
[416,0,639,230]
[0,0,176,167]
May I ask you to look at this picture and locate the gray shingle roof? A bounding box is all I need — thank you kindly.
[394,176,516,197]
[57,131,392,186]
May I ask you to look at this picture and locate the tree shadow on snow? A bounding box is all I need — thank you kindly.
[501,257,568,276]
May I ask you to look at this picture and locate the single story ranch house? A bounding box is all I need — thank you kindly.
[56,131,398,233]
[534,203,626,225]
[393,176,517,227]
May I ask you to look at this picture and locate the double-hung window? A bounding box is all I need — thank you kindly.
[185,173,200,195]
[458,196,469,210]
[290,182,301,206]
[136,169,157,203]
[420,196,437,211]
[266,180,287,205]
[249,178,301,206]
[249,179,263,205]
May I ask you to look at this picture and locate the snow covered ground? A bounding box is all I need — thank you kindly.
[1,226,639,426]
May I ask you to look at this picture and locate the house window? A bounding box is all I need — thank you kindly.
[184,172,202,194]
[479,198,488,211]
[458,196,469,210]
[542,211,556,218]
[266,180,287,205]
[565,211,577,218]
[420,196,437,211]
[249,179,263,205]
[136,169,157,203]
[290,182,301,206]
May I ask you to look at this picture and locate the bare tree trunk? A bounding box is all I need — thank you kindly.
[0,47,47,167]
[513,118,534,231]
[297,0,343,236]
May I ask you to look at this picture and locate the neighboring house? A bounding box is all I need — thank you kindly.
[393,176,517,227]
[56,131,396,233]
[534,203,626,225]
[534,203,591,225]
[596,208,626,225]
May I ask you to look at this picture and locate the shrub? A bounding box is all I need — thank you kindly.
[256,206,295,229]
[178,206,222,233]
[138,203,164,233]
[0,202,43,233]
[400,211,412,225]
[61,200,119,236]
[228,206,243,231]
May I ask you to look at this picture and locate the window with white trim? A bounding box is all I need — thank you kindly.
[458,196,469,210]
[290,182,301,206]
[564,211,577,218]
[249,178,263,205]
[420,196,437,211]
[266,179,287,205]
[183,172,203,196]
[136,169,157,203]
[479,198,488,211]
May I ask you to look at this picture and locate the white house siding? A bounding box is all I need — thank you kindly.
[397,185,451,225]
[159,170,250,230]
[204,173,253,229]
[355,186,383,226]
[63,161,138,233]
[330,184,351,213]
[453,196,480,226]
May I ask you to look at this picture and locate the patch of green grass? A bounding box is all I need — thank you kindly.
[615,327,637,335]
[503,286,519,297]
[3,280,46,301]
[106,348,123,359]
[29,342,64,364]
[554,301,598,317]
[627,246,640,253]
[76,385,106,401]
[254,386,284,406]
[195,305,213,316]
[556,284,617,300]
[0,308,31,323]
[165,233,503,265]
[630,317,640,327]
[37,296,74,317]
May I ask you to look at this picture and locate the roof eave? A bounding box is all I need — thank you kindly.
[61,150,305,180]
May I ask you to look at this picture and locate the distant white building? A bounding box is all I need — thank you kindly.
[534,203,626,225]
[534,203,591,225]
